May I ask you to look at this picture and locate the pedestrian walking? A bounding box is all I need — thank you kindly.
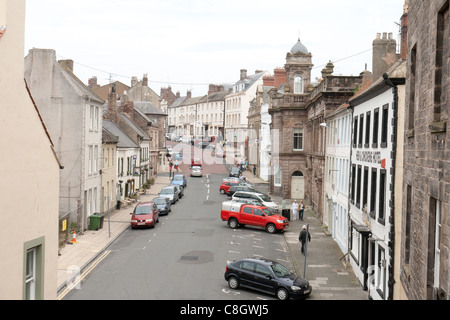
[291,200,299,221]
[298,225,311,255]
[169,161,173,178]
[299,200,304,221]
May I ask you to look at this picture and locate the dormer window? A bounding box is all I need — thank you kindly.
[294,75,304,94]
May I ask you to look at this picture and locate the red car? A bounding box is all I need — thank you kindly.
[130,201,159,229]
[191,158,202,167]
[219,181,241,194]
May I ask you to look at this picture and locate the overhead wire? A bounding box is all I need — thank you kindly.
[57,47,373,87]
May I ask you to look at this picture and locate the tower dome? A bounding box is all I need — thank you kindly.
[290,38,308,54]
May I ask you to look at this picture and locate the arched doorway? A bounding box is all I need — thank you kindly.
[291,171,305,199]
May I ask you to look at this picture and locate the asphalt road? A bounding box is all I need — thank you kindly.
[63,161,295,300]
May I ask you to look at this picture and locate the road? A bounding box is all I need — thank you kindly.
[63,150,295,300]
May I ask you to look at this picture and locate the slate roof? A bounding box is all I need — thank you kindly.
[118,114,151,140]
[103,120,139,148]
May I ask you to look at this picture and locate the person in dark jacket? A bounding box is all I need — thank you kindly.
[298,225,311,255]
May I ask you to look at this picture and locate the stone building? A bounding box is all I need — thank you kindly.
[401,0,450,300]
[268,39,363,221]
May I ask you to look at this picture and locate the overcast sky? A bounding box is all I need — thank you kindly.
[24,0,406,97]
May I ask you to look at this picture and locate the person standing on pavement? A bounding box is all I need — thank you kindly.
[298,225,311,255]
[299,200,304,221]
[291,200,299,221]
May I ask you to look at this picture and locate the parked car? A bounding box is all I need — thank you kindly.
[224,258,312,300]
[232,191,279,212]
[180,136,190,144]
[159,186,178,204]
[130,201,159,229]
[229,166,242,177]
[226,185,256,197]
[174,184,184,198]
[190,166,203,177]
[223,177,253,188]
[220,201,288,233]
[152,197,171,215]
[219,180,243,194]
[171,174,187,188]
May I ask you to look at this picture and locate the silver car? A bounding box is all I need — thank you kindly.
[159,186,178,204]
[190,166,203,177]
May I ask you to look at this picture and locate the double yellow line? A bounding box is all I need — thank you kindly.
[57,250,111,300]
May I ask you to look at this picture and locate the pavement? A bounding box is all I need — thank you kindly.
[56,163,368,300]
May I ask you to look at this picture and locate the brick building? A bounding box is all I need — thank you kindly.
[401,0,450,300]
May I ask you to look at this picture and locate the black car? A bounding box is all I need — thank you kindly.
[224,258,312,300]
[226,185,256,197]
[152,197,171,215]
[229,166,242,177]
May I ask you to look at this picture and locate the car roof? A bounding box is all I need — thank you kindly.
[236,257,278,266]
[135,201,155,207]
[234,191,265,196]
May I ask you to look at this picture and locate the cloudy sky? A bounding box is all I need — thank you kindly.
[24,0,406,97]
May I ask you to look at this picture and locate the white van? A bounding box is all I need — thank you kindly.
[231,191,279,212]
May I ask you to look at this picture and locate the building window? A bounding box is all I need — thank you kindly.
[381,104,389,148]
[351,164,356,204]
[353,116,358,148]
[356,165,362,208]
[25,248,36,300]
[378,169,386,224]
[24,237,44,300]
[404,185,412,264]
[293,128,304,150]
[365,111,371,147]
[358,114,364,148]
[370,168,377,218]
[362,166,369,209]
[294,76,303,94]
[373,108,379,147]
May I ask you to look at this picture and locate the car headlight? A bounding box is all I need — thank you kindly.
[277,219,285,223]
[131,219,137,223]
[145,219,153,222]
[291,285,302,291]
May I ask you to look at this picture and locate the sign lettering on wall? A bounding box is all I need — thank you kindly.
[355,151,382,164]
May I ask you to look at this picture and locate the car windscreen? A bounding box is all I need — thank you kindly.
[259,194,272,201]
[134,207,153,215]
[231,167,240,172]
[261,207,275,216]
[153,198,166,204]
[160,188,173,194]
[270,262,293,278]
[173,176,183,181]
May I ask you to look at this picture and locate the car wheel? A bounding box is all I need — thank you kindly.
[220,189,225,194]
[228,276,240,290]
[266,223,277,234]
[276,287,289,300]
[228,218,239,229]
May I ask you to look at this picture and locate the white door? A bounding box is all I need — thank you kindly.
[291,175,304,199]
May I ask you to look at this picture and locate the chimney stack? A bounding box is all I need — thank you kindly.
[263,75,275,87]
[142,73,148,87]
[240,69,247,81]
[187,90,192,98]
[274,68,287,89]
[372,32,397,81]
